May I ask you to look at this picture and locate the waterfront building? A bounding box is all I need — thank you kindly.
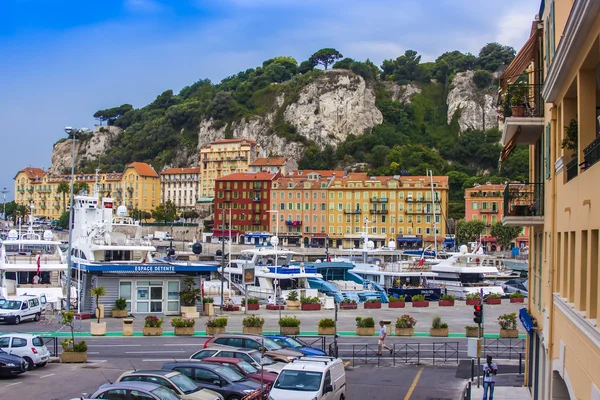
[199,139,260,198]
[249,157,288,174]
[121,162,160,217]
[499,1,600,398]
[160,167,200,211]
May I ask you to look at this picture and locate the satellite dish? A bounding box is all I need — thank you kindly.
[216,249,223,257]
[367,240,374,249]
[387,240,396,249]
[43,230,53,241]
[116,205,128,217]
[459,244,468,254]
[192,242,203,255]
[270,236,279,246]
[8,230,18,240]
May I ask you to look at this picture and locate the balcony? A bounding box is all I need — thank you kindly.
[502,183,544,226]
[405,197,427,202]
[404,209,433,215]
[252,197,262,202]
[252,186,261,191]
[480,209,499,214]
[470,191,503,198]
[582,136,600,171]
[285,220,302,226]
[252,220,261,225]
[253,209,261,214]
[370,209,389,215]
[370,197,388,203]
[566,157,578,182]
[344,209,361,214]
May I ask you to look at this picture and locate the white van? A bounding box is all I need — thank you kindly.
[0,295,46,325]
[268,356,346,400]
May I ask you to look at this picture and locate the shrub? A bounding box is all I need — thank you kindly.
[355,317,375,328]
[286,290,299,301]
[318,318,336,328]
[411,295,425,302]
[431,316,448,329]
[242,315,265,328]
[179,277,201,306]
[395,315,417,329]
[206,317,228,328]
[510,292,525,298]
[202,297,214,304]
[278,315,301,327]
[340,299,357,304]
[466,293,481,300]
[73,341,88,352]
[440,294,456,301]
[365,298,381,303]
[247,297,259,304]
[144,315,164,328]
[473,69,493,89]
[171,317,195,328]
[389,295,406,302]
[465,325,479,330]
[114,298,127,311]
[486,293,502,299]
[300,296,320,304]
[498,312,518,330]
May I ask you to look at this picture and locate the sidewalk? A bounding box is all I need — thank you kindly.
[470,386,529,399]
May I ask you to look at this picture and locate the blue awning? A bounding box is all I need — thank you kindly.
[396,237,423,243]
[244,233,271,238]
[76,263,219,273]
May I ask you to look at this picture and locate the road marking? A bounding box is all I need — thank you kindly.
[163,343,204,346]
[403,367,424,400]
[88,352,100,354]
[88,344,142,347]
[88,360,108,363]
[5,382,22,387]
[343,361,350,367]
[126,350,186,354]
[143,358,186,362]
[40,374,55,379]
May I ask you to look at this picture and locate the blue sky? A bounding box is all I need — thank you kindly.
[0,0,540,200]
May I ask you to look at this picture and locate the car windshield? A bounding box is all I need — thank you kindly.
[262,337,282,351]
[152,386,182,400]
[275,370,322,392]
[170,373,200,394]
[249,351,274,365]
[237,360,258,374]
[283,337,303,348]
[0,301,21,310]
[215,365,245,382]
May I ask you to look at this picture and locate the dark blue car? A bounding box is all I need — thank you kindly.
[264,335,327,356]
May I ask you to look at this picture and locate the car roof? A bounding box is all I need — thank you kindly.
[283,357,342,372]
[122,370,178,377]
[214,334,263,340]
[200,357,243,364]
[0,333,38,339]
[208,347,259,354]
[164,362,220,370]
[264,335,287,340]
[99,381,164,391]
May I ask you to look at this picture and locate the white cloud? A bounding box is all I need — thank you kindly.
[495,7,538,50]
[124,0,163,13]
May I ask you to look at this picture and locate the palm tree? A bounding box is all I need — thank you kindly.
[57,181,69,212]
[90,286,107,323]
[15,204,30,223]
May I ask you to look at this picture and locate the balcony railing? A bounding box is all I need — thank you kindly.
[503,183,544,218]
[583,136,600,171]
[252,197,262,202]
[566,157,578,182]
[285,220,302,226]
[504,83,544,118]
[344,209,362,214]
[370,197,388,203]
[480,209,499,214]
[370,209,388,214]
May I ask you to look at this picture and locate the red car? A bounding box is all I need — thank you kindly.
[200,357,278,384]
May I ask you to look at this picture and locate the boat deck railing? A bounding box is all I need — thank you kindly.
[3,255,65,264]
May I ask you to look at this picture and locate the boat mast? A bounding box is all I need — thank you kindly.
[430,170,437,260]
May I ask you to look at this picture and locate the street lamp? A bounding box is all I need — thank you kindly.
[266,209,281,320]
[0,187,8,222]
[64,126,89,312]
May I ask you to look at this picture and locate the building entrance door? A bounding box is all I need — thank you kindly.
[150,286,163,312]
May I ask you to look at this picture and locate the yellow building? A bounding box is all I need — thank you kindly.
[199,139,260,198]
[500,1,600,398]
[121,162,160,216]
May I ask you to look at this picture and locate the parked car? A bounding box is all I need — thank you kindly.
[162,362,262,400]
[116,370,224,400]
[199,357,278,384]
[88,381,183,400]
[265,336,327,356]
[268,356,346,400]
[501,279,528,296]
[0,333,50,369]
[0,295,46,325]
[0,348,27,377]
[204,334,303,363]
[190,348,284,375]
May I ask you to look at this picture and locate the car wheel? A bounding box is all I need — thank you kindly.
[34,313,41,322]
[228,397,241,400]
[14,316,20,325]
[38,362,47,368]
[23,357,34,371]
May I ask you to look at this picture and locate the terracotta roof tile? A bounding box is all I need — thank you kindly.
[126,162,159,178]
[250,157,287,166]
[161,167,200,175]
[17,167,45,180]
[210,138,256,144]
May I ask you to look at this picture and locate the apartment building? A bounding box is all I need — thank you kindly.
[249,157,288,174]
[121,162,160,217]
[199,139,260,198]
[499,1,600,398]
[160,167,200,210]
[464,182,529,250]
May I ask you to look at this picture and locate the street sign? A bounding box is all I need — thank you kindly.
[467,338,482,358]
[243,266,255,284]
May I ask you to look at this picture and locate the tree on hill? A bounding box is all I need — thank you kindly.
[299,58,317,74]
[490,222,522,250]
[152,201,178,224]
[381,50,429,84]
[477,43,516,72]
[310,48,343,70]
[93,104,133,125]
[455,220,486,245]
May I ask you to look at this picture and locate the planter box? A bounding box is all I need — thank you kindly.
[412,301,429,308]
[318,327,336,335]
[181,305,200,318]
[301,303,322,311]
[388,301,405,308]
[465,328,479,338]
[206,327,226,336]
[395,327,414,336]
[143,327,163,336]
[174,326,195,336]
[280,326,300,335]
[511,106,526,117]
[267,305,285,310]
[356,327,375,336]
[438,300,455,307]
[286,300,300,310]
[61,351,87,363]
[486,298,502,305]
[91,321,106,336]
[204,303,214,316]
[340,303,358,310]
[247,303,260,311]
[364,302,382,309]
[243,327,263,335]
[500,329,519,338]
[111,309,129,318]
[510,297,525,303]
[430,328,449,337]
[466,299,481,306]
[223,306,240,312]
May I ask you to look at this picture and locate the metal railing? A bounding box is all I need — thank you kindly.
[583,136,600,171]
[503,183,544,217]
[483,338,525,360]
[504,83,544,118]
[392,343,421,365]
[352,342,460,367]
[292,336,326,353]
[566,156,578,182]
[42,337,59,357]
[328,342,339,358]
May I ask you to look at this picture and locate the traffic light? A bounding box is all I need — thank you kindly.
[473,304,483,324]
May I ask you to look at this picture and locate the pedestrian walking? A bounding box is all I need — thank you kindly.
[482,355,498,400]
[377,320,392,356]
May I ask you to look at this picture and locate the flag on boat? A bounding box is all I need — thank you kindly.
[36,254,41,275]
[417,250,425,267]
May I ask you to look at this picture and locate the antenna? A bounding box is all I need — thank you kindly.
[128,360,137,371]
[100,371,113,384]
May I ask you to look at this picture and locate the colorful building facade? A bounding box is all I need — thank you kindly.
[249,157,288,174]
[160,167,200,211]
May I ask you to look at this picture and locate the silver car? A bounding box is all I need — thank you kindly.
[88,381,182,399]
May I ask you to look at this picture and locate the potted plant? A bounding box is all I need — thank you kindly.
[430,316,449,337]
[90,286,107,336]
[498,312,519,338]
[509,82,527,117]
[246,297,260,311]
[411,294,429,308]
[301,296,322,311]
[242,315,265,335]
[143,315,164,336]
[279,315,301,335]
[388,295,406,308]
[318,318,336,335]
[203,296,215,316]
[439,294,455,307]
[395,314,416,336]
[355,317,375,336]
[363,298,382,309]
[485,293,502,305]
[171,317,195,336]
[179,277,201,318]
[465,325,480,338]
[286,290,300,310]
[340,298,358,310]
[112,298,129,318]
[466,293,481,306]
[510,292,525,303]
[206,317,228,336]
[60,311,88,363]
